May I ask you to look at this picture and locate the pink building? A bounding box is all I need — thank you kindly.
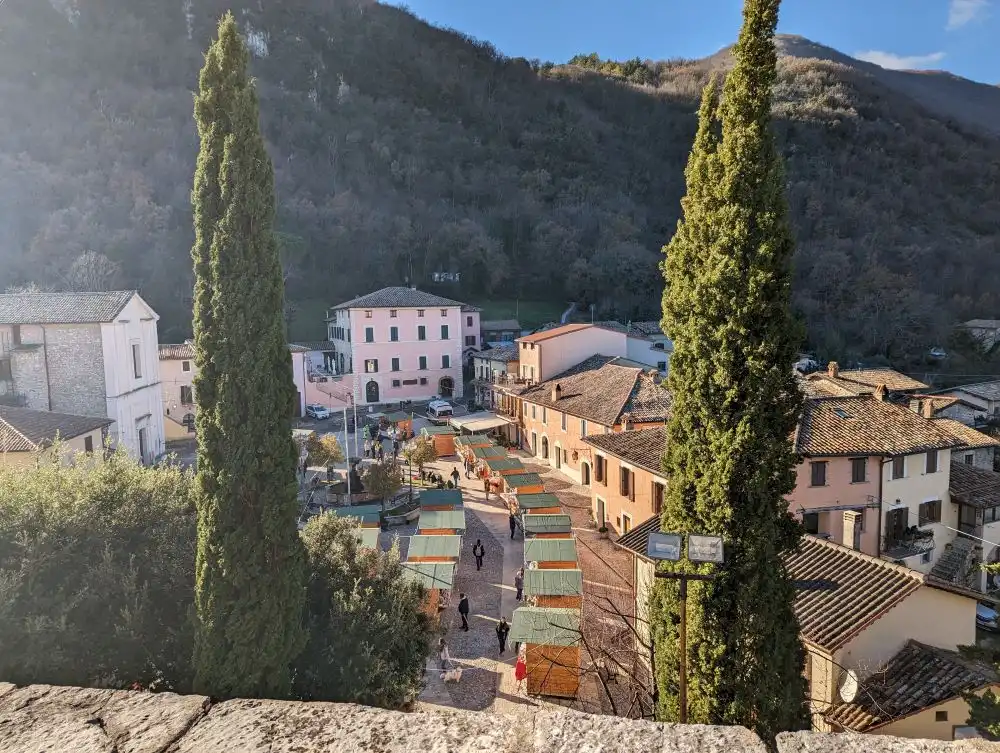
[325,287,480,406]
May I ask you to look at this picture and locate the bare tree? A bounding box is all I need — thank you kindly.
[65,251,121,291]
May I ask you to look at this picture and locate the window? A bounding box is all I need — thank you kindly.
[809,461,827,487]
[652,482,665,514]
[419,377,428,386]
[389,309,398,318]
[465,335,476,346]
[542,407,547,424]
[365,327,374,343]
[595,455,606,485]
[935,711,948,723]
[919,499,942,525]
[561,413,567,431]
[530,366,535,380]
[441,324,449,340]
[364,310,373,318]
[531,405,536,419]
[11,324,20,345]
[657,361,667,371]
[365,359,379,373]
[391,357,400,372]
[850,457,867,483]
[803,512,820,534]
[442,355,451,368]
[965,453,975,465]
[417,325,426,341]
[622,512,633,535]
[390,326,399,342]
[892,456,906,480]
[392,379,401,388]
[84,435,94,454]
[852,508,866,531]
[182,360,192,373]
[466,316,473,327]
[418,356,427,371]
[132,343,142,378]
[180,386,193,404]
[621,466,634,501]
[926,450,939,474]
[417,309,425,318]
[440,309,447,317]
[580,419,587,436]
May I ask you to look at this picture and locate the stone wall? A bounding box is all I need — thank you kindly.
[0,682,994,753]
[44,324,107,417]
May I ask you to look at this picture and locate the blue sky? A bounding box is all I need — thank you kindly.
[390,0,997,84]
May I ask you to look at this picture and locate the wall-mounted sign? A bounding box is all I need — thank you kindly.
[688,534,725,564]
[646,532,682,561]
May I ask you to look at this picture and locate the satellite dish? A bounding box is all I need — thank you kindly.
[839,669,859,703]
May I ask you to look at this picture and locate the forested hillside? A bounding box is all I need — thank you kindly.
[1,0,999,359]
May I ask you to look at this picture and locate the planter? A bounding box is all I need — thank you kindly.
[598,527,609,540]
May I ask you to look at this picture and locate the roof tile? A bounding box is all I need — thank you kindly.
[0,406,113,452]
[583,427,667,476]
[0,291,135,325]
[932,418,1000,449]
[331,287,468,311]
[949,461,1000,510]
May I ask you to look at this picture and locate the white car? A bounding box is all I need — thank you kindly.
[305,404,331,420]
[977,602,999,632]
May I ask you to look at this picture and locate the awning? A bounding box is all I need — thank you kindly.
[356,528,380,549]
[525,538,578,563]
[402,561,456,590]
[407,535,462,559]
[523,514,573,535]
[418,509,467,532]
[509,607,581,646]
[450,412,509,432]
[418,489,463,508]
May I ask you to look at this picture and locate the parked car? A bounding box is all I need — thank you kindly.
[426,399,454,424]
[306,404,331,420]
[976,602,999,632]
[928,346,948,360]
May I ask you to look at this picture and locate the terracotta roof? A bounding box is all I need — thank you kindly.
[825,640,998,732]
[517,322,594,343]
[481,319,520,332]
[797,376,856,399]
[159,342,195,360]
[476,345,519,363]
[330,287,468,311]
[583,427,667,477]
[909,395,962,416]
[794,396,962,457]
[630,321,666,337]
[615,515,661,559]
[520,355,671,427]
[461,304,482,313]
[0,291,135,325]
[932,418,1000,449]
[949,461,1000,510]
[820,367,928,394]
[950,381,1000,403]
[0,406,113,452]
[289,341,335,352]
[784,536,978,652]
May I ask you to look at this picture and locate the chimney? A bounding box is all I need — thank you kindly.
[621,412,633,431]
[874,383,887,402]
[551,383,562,402]
[922,399,935,419]
[827,361,839,378]
[842,510,862,550]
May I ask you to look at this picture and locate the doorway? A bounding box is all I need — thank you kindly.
[596,497,606,529]
[531,432,538,456]
[554,445,561,469]
[581,463,590,485]
[366,380,380,403]
[541,436,549,460]
[439,377,454,398]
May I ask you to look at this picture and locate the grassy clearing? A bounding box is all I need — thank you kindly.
[474,299,567,331]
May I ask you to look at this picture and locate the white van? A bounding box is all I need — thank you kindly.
[426,400,454,424]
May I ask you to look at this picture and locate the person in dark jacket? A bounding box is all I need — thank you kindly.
[496,616,510,655]
[472,539,485,570]
[458,593,470,631]
[509,514,517,540]
[451,467,461,487]
[514,568,524,602]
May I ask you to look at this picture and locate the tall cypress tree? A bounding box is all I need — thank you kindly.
[651,0,808,739]
[191,13,305,699]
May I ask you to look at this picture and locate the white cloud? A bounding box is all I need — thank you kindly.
[947,0,990,30]
[854,50,947,70]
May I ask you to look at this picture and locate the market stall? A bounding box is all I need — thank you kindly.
[406,534,462,563]
[509,607,581,698]
[524,537,578,570]
[418,508,467,535]
[523,568,583,609]
[420,424,459,456]
[402,561,457,620]
[522,513,573,539]
[512,493,563,515]
[503,472,546,495]
[418,488,463,511]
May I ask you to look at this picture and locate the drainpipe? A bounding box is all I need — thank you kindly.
[876,457,887,558]
[41,326,53,410]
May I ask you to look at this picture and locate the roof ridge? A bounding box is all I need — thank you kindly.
[802,535,925,583]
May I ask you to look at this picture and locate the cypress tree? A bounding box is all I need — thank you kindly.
[651,0,808,739]
[191,13,306,699]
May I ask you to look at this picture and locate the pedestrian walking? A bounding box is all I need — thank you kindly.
[377,442,385,462]
[514,652,527,694]
[464,458,471,479]
[496,616,510,655]
[301,458,308,480]
[514,568,524,602]
[458,593,470,631]
[438,638,451,671]
[483,475,490,500]
[509,514,517,540]
[393,438,400,458]
[364,438,371,458]
[451,466,461,487]
[472,539,485,571]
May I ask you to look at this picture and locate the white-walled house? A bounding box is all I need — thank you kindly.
[0,291,164,463]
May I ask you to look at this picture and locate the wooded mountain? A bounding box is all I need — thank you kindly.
[1,0,999,359]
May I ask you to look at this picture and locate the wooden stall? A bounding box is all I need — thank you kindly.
[523,568,583,609]
[402,561,457,622]
[421,425,459,456]
[524,538,578,570]
[418,488,463,511]
[383,410,414,439]
[407,534,462,562]
[418,508,467,536]
[513,493,563,515]
[472,446,507,461]
[503,473,546,495]
[509,607,581,698]
[523,513,573,539]
[484,457,525,477]
[355,527,381,550]
[331,504,383,528]
[454,434,494,451]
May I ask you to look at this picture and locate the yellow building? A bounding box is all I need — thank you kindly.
[0,405,113,467]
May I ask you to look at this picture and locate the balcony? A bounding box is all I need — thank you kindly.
[882,527,935,563]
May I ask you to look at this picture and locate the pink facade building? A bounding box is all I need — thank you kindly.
[325,287,480,406]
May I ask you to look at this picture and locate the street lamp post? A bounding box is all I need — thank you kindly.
[647,531,836,724]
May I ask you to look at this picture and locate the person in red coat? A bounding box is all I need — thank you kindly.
[514,652,528,694]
